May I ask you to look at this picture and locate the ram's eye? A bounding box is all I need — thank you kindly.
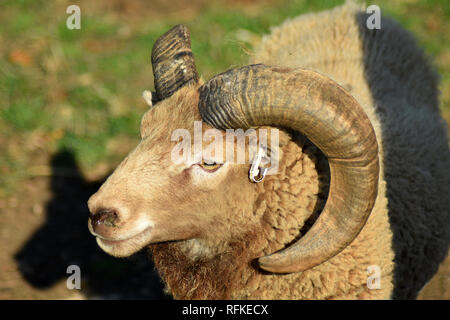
[198,160,222,172]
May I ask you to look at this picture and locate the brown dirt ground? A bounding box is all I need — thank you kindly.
[0,148,168,300]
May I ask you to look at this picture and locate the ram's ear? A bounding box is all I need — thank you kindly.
[151,24,199,102]
[142,90,158,108]
[248,127,281,180]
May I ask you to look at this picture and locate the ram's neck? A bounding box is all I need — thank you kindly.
[149,231,262,299]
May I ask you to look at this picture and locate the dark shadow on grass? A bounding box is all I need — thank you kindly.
[14,149,169,299]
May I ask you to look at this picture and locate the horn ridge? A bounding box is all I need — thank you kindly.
[151,24,199,101]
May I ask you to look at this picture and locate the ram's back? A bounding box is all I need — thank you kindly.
[251,2,441,115]
[251,2,450,299]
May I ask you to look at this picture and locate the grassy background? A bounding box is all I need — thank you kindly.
[0,0,449,196]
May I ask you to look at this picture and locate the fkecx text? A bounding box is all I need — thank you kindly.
[227,304,269,315]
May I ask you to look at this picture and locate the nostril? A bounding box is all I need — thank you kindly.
[91,208,119,229]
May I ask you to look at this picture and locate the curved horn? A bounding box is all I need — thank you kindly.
[151,24,199,101]
[198,64,379,273]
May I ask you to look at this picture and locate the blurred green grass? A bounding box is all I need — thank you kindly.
[0,0,449,196]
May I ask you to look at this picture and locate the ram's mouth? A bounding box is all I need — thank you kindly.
[94,226,154,257]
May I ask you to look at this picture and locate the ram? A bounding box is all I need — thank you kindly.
[87,2,449,299]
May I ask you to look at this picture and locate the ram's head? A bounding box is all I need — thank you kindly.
[88,25,379,273]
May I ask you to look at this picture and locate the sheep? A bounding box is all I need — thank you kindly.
[87,2,450,299]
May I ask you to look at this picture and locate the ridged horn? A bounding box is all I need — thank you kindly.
[198,64,379,273]
[151,24,199,101]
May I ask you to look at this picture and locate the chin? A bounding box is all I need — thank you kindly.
[95,227,154,257]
